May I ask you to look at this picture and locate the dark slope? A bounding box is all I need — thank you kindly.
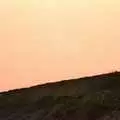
[1,72,120,120]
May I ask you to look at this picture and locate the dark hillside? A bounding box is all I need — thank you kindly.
[0,72,120,120]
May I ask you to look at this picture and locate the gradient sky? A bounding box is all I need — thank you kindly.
[0,0,120,91]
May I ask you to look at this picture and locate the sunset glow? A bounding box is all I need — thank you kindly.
[0,0,120,91]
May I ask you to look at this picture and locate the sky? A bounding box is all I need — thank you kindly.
[0,0,120,91]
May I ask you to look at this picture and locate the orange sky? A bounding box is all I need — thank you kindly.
[0,0,120,91]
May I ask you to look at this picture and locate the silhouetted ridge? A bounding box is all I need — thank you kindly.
[0,71,120,120]
[1,71,120,94]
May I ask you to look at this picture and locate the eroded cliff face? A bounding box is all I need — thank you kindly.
[0,72,120,120]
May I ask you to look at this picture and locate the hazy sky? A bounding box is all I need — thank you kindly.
[0,0,120,91]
